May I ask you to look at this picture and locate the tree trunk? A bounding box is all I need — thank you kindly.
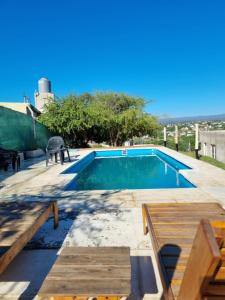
[114,131,120,146]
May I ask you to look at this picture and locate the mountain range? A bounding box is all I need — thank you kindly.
[159,114,225,124]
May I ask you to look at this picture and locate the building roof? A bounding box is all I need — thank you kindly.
[0,102,41,116]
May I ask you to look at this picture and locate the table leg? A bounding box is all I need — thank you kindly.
[59,150,64,165]
[142,205,148,235]
[52,201,59,229]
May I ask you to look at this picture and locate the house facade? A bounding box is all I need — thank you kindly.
[199,130,225,163]
[0,102,40,118]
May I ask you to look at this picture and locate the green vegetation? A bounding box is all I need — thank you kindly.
[181,151,225,170]
[38,92,159,147]
[201,156,225,170]
[152,136,195,152]
[135,134,195,152]
[180,151,195,158]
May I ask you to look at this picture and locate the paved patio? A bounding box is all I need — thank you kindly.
[1,146,225,299]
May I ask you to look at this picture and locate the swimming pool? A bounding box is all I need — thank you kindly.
[64,148,195,190]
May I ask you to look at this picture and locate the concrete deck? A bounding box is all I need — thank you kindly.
[1,146,225,300]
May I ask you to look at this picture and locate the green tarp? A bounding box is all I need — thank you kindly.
[0,106,51,151]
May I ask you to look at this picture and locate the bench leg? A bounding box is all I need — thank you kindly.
[16,156,20,171]
[142,205,148,235]
[3,163,8,171]
[59,150,64,165]
[53,201,59,229]
[12,156,16,170]
[46,152,49,167]
[67,149,71,162]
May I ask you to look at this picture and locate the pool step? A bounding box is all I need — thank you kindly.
[122,149,128,155]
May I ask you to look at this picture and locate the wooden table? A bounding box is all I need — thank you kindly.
[0,201,58,274]
[38,247,131,300]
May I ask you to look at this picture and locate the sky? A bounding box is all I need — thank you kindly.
[0,0,225,118]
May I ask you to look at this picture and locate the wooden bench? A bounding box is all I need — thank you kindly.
[0,201,58,274]
[142,202,225,300]
[38,247,131,300]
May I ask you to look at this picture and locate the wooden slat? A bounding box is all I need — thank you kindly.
[150,212,225,217]
[157,237,194,246]
[165,268,185,281]
[205,297,225,300]
[61,247,129,256]
[150,216,225,223]
[162,256,188,268]
[155,229,197,237]
[159,245,191,257]
[39,279,130,296]
[56,254,130,266]
[205,284,225,296]
[146,203,222,209]
[214,267,225,281]
[154,223,197,230]
[47,265,131,280]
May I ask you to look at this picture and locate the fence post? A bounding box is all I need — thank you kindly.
[175,125,179,151]
[195,123,199,159]
[163,127,167,147]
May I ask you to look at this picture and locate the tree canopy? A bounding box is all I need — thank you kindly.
[38,92,159,147]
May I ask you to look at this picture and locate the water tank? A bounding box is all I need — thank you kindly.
[38,77,51,93]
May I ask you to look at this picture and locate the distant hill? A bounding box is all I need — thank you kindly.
[159,114,225,124]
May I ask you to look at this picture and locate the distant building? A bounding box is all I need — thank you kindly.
[0,102,40,118]
[199,130,225,163]
[34,77,55,112]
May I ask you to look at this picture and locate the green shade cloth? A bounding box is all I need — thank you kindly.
[0,106,51,151]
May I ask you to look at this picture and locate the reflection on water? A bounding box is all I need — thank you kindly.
[68,155,194,190]
[176,171,180,186]
[164,163,168,175]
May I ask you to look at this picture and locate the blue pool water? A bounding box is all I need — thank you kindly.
[64,149,195,190]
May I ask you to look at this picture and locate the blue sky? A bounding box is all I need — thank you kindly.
[0,0,225,117]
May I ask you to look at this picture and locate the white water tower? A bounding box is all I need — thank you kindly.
[38,78,52,93]
[34,77,54,112]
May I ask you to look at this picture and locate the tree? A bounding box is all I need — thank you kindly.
[38,92,159,147]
